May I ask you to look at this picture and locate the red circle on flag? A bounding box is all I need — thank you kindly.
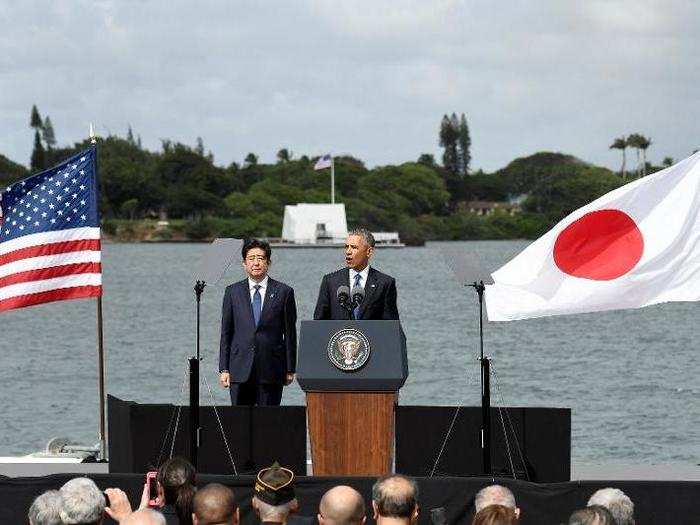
[553,209,644,280]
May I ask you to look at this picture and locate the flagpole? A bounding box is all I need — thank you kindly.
[91,124,107,461]
[331,158,335,205]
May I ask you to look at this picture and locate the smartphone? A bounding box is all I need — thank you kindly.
[145,471,159,507]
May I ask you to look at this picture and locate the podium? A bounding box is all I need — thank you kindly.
[297,320,408,476]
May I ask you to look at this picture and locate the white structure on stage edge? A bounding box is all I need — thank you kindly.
[282,203,348,244]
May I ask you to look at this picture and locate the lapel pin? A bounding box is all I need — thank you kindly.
[270,293,275,298]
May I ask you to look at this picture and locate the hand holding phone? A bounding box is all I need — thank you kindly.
[145,471,160,508]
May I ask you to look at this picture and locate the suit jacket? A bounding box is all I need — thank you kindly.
[313,267,399,320]
[219,277,297,384]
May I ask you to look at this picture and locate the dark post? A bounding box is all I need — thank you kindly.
[96,296,106,460]
[473,281,491,475]
[189,280,206,468]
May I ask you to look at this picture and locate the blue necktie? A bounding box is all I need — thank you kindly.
[353,273,362,320]
[252,284,262,327]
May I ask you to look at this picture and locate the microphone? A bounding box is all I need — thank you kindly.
[351,285,365,307]
[336,286,350,306]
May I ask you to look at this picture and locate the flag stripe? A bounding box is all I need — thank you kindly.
[0,273,102,301]
[0,285,102,312]
[0,239,101,266]
[0,250,101,278]
[0,226,101,256]
[0,262,102,288]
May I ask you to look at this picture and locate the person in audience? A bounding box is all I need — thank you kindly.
[371,474,419,525]
[28,489,63,525]
[568,505,615,525]
[122,509,167,525]
[252,462,299,524]
[192,483,239,525]
[471,504,518,525]
[587,487,635,525]
[474,485,520,520]
[156,456,197,525]
[318,485,366,525]
[59,477,105,525]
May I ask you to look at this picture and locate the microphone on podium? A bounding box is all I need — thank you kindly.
[351,285,365,309]
[336,285,350,307]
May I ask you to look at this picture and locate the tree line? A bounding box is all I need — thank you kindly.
[0,106,683,244]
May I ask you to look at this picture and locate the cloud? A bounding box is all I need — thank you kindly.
[0,1,698,172]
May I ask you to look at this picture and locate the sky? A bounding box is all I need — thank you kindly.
[1,1,698,173]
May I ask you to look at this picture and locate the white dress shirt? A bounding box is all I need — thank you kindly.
[349,265,370,290]
[248,275,269,309]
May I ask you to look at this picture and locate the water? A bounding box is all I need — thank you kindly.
[1,241,698,464]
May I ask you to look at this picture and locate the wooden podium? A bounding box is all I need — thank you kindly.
[297,320,408,477]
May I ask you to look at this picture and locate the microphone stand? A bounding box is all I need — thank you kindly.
[468,280,491,475]
[190,280,206,468]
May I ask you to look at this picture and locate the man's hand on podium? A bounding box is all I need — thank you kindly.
[219,372,230,388]
[285,372,295,386]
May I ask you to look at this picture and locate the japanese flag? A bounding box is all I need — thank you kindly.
[486,152,700,321]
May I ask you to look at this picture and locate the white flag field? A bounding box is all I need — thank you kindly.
[485,152,700,321]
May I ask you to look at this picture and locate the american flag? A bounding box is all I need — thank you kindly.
[0,147,102,312]
[314,154,333,170]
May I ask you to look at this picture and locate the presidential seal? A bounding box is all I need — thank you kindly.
[327,328,371,371]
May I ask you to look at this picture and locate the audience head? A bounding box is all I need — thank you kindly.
[568,505,616,525]
[474,485,519,519]
[318,485,366,525]
[371,474,419,524]
[192,483,239,525]
[157,456,197,525]
[471,504,519,525]
[587,487,635,525]
[28,490,63,525]
[252,462,298,523]
[121,509,167,525]
[59,477,105,525]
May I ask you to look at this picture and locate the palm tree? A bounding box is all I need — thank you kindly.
[609,137,628,178]
[626,133,644,178]
[638,136,652,177]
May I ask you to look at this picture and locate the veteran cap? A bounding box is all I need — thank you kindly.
[254,462,296,505]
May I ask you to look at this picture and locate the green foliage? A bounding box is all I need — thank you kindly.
[30,105,42,129]
[42,116,56,149]
[30,130,45,171]
[0,154,28,187]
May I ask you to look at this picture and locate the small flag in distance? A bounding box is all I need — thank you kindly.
[314,154,332,170]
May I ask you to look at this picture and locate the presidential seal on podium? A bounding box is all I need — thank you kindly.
[327,328,371,371]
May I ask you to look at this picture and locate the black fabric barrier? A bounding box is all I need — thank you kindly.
[2,473,697,524]
[396,406,571,482]
[108,395,307,475]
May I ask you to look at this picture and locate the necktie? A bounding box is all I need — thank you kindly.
[252,284,262,327]
[353,273,362,320]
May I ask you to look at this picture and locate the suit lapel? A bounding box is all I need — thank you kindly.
[259,278,279,327]
[236,280,256,330]
[359,267,378,319]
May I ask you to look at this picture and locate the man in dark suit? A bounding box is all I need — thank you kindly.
[314,228,399,320]
[219,239,297,406]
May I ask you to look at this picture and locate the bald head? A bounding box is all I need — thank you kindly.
[319,486,366,525]
[372,475,419,520]
[193,483,238,525]
[121,509,166,525]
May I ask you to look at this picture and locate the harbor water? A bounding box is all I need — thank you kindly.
[1,241,698,464]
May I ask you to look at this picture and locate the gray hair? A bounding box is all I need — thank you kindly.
[348,228,375,248]
[122,508,167,525]
[28,490,63,525]
[587,488,634,525]
[474,485,516,512]
[371,474,419,518]
[59,477,105,524]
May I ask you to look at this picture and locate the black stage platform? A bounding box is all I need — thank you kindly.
[2,473,697,524]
